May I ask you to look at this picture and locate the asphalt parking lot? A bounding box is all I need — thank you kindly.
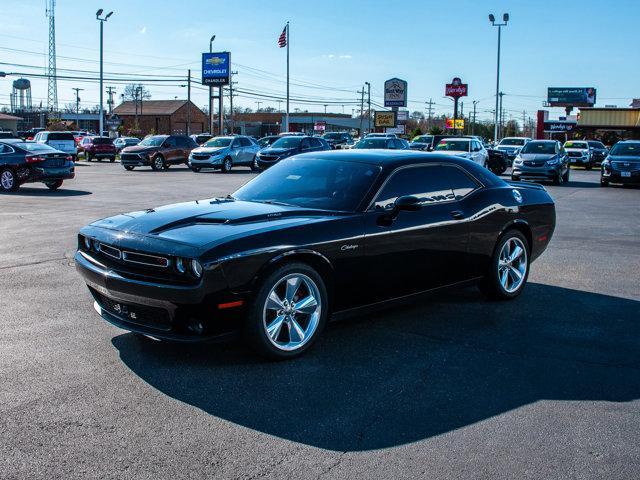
[1,162,639,479]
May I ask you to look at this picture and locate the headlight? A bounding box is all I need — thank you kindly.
[546,157,560,165]
[82,236,92,250]
[191,259,203,278]
[513,156,523,165]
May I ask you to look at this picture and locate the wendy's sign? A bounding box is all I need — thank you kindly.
[445,77,468,98]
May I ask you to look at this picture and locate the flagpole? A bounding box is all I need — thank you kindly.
[285,21,290,132]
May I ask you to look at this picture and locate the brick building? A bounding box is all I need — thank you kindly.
[113,100,208,136]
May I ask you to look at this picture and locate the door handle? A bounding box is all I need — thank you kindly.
[450,210,464,220]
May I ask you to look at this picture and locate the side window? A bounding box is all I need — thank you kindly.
[443,166,480,199]
[301,139,310,150]
[0,144,6,153]
[164,137,176,148]
[309,138,322,148]
[374,166,455,210]
[240,137,252,147]
[387,140,396,149]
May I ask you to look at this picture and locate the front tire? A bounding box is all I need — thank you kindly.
[562,167,570,182]
[0,168,19,192]
[221,157,233,173]
[250,156,260,172]
[600,178,609,187]
[479,230,530,300]
[151,155,165,171]
[245,262,328,359]
[191,166,201,173]
[124,165,135,171]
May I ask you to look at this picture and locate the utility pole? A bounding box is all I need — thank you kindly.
[255,101,262,112]
[357,88,365,135]
[323,104,328,114]
[72,87,83,130]
[426,98,434,130]
[472,100,478,135]
[106,86,115,115]
[229,70,237,134]
[277,100,282,113]
[186,69,191,135]
[522,110,527,136]
[460,101,464,134]
[365,81,371,134]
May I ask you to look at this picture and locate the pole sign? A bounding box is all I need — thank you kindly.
[384,78,408,107]
[445,77,468,98]
[547,87,596,107]
[543,121,576,132]
[202,52,231,86]
[105,115,122,128]
[314,121,326,132]
[375,111,397,128]
[445,119,465,130]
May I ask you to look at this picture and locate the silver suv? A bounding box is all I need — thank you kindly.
[33,131,78,160]
[188,135,260,173]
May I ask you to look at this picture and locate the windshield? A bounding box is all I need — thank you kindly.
[139,136,167,147]
[204,138,233,148]
[412,136,433,144]
[499,138,526,146]
[353,138,388,149]
[588,141,605,149]
[233,158,381,211]
[271,137,302,148]
[258,137,276,147]
[436,140,470,152]
[13,142,58,152]
[564,141,588,149]
[47,132,75,141]
[609,143,640,156]
[521,142,556,155]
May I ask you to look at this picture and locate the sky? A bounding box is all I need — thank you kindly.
[0,0,638,123]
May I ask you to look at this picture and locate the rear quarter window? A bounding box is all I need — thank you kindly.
[47,133,75,141]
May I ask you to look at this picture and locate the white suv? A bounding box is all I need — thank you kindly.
[496,137,531,161]
[33,131,78,160]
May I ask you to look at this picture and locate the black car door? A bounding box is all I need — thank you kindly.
[363,164,470,302]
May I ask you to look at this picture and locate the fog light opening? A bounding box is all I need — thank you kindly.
[187,319,205,335]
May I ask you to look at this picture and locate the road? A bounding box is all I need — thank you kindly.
[1,162,639,479]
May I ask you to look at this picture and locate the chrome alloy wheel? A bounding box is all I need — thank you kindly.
[262,273,322,351]
[153,157,164,170]
[498,237,527,293]
[1,170,15,190]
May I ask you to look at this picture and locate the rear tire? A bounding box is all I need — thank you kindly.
[245,262,328,359]
[600,178,609,187]
[45,180,63,190]
[585,162,593,171]
[479,229,530,300]
[191,166,202,173]
[0,168,19,192]
[109,157,115,163]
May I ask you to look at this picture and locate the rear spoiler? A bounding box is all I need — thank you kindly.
[507,180,546,191]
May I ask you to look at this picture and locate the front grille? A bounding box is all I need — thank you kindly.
[523,161,545,167]
[611,161,640,171]
[93,290,171,331]
[99,243,121,260]
[567,151,584,158]
[192,154,210,160]
[258,155,279,162]
[120,153,142,161]
[122,250,170,268]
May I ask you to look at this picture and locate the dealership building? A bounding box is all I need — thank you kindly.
[230,112,364,137]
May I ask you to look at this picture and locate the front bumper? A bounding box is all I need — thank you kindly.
[602,169,640,184]
[498,149,519,160]
[512,164,560,182]
[89,151,116,158]
[568,156,591,165]
[120,154,151,166]
[75,250,242,342]
[188,155,224,167]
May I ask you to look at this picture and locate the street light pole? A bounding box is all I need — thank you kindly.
[365,81,371,134]
[96,9,113,136]
[72,87,83,130]
[489,13,508,144]
[187,69,191,135]
[209,35,215,134]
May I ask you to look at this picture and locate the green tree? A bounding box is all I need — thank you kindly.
[428,126,443,135]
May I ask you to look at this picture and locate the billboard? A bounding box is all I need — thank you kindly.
[445,119,465,129]
[445,77,468,98]
[375,111,397,128]
[314,121,326,132]
[384,78,408,107]
[202,52,230,86]
[547,87,596,107]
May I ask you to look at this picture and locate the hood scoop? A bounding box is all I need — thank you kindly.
[149,216,229,234]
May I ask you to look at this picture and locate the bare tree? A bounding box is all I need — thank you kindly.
[122,84,151,102]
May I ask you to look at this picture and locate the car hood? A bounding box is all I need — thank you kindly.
[259,147,296,155]
[86,199,337,250]
[191,146,228,155]
[497,145,521,150]
[122,145,158,154]
[520,153,556,161]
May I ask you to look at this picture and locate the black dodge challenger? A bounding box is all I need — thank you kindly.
[76,151,555,358]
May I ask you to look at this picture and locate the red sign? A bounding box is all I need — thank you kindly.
[445,77,468,98]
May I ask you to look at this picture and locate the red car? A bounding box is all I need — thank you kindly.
[78,136,117,162]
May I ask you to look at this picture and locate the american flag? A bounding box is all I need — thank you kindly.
[278,25,287,48]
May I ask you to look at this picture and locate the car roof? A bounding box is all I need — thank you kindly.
[298,149,477,167]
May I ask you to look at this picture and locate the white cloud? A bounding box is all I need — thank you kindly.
[339,55,352,59]
[322,54,352,60]
[139,26,146,34]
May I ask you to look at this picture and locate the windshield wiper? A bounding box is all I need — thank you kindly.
[258,199,298,207]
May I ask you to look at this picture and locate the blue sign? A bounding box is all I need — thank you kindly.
[202,52,230,86]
